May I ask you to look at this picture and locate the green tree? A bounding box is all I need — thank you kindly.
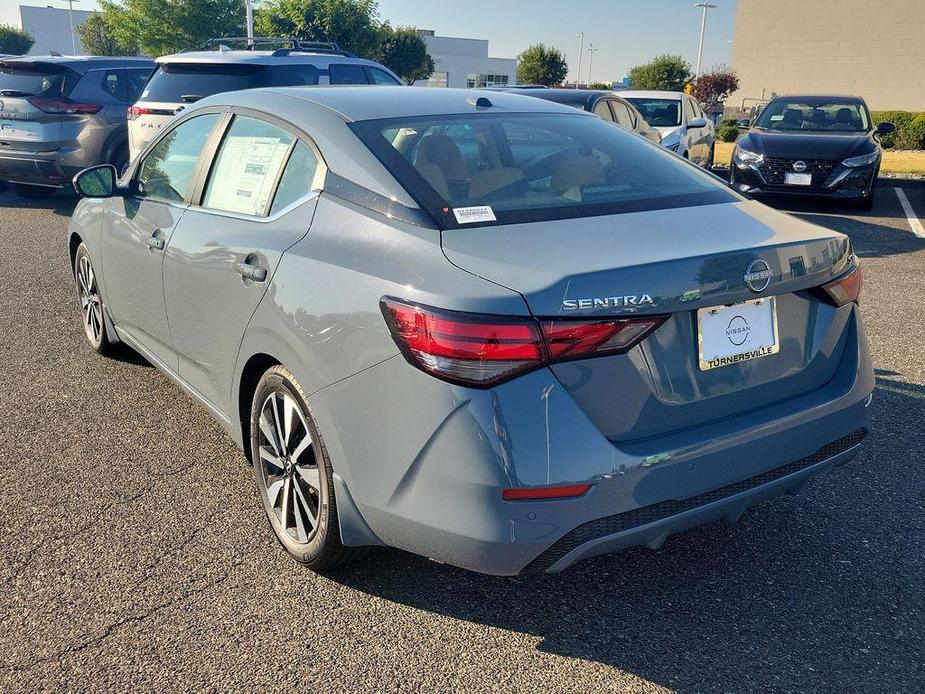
[255,0,381,57]
[588,81,611,90]
[0,24,34,55]
[99,0,245,57]
[516,43,568,86]
[376,25,433,84]
[628,54,692,91]
[76,13,138,56]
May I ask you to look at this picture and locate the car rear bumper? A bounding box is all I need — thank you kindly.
[308,305,875,576]
[0,150,82,188]
[730,161,876,199]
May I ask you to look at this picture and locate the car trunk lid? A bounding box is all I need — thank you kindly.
[441,200,855,440]
[0,60,76,152]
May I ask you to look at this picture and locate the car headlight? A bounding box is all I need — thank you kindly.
[733,146,764,166]
[842,151,879,168]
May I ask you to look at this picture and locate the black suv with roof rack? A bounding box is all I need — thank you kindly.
[128,37,402,160]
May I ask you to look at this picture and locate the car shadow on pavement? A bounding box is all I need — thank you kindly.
[327,375,923,693]
[0,191,80,217]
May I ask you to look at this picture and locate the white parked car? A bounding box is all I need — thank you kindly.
[622,90,715,168]
[127,38,402,160]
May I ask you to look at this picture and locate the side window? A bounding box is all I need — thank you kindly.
[201,116,294,216]
[366,67,401,85]
[137,113,220,202]
[268,64,320,86]
[101,70,125,101]
[270,141,321,215]
[126,68,152,102]
[683,97,697,124]
[70,69,124,102]
[592,100,615,123]
[610,101,635,129]
[329,64,369,85]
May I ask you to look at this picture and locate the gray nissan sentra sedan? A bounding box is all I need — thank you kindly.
[67,87,873,575]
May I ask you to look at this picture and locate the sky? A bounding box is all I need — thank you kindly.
[1,0,738,80]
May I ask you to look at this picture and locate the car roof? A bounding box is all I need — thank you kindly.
[619,90,685,100]
[212,85,590,122]
[156,50,386,67]
[770,94,866,104]
[500,88,627,109]
[0,55,154,72]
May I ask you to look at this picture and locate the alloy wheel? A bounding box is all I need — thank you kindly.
[257,390,322,544]
[77,254,103,344]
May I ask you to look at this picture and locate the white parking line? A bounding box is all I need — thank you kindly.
[894,187,925,238]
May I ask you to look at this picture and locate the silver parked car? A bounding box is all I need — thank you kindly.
[0,55,154,198]
[68,87,873,575]
[621,89,716,167]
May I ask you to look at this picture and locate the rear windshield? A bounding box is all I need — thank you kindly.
[139,62,320,102]
[350,112,735,228]
[624,98,682,127]
[754,99,870,132]
[0,62,73,97]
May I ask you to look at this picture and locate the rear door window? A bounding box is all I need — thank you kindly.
[366,67,400,85]
[201,115,294,216]
[266,64,320,86]
[70,69,125,102]
[609,101,635,129]
[592,100,615,122]
[140,63,266,102]
[137,113,221,202]
[269,141,322,214]
[329,64,369,84]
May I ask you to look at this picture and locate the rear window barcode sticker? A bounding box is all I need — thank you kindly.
[453,206,497,224]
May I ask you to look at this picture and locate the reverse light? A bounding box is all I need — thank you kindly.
[842,151,879,168]
[27,96,101,115]
[502,484,592,501]
[381,298,667,387]
[818,258,862,306]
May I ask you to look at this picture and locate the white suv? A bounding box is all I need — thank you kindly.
[128,39,402,160]
[621,90,715,168]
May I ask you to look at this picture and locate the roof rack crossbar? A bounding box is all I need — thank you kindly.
[183,37,348,55]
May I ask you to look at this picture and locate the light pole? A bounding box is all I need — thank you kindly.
[574,32,584,88]
[56,0,80,55]
[694,2,717,77]
[586,44,598,85]
[245,0,254,47]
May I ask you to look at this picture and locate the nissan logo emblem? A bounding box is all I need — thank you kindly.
[792,160,808,172]
[744,259,773,293]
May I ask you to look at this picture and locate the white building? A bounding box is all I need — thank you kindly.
[413,31,517,89]
[18,5,92,56]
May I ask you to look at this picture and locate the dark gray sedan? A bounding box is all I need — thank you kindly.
[67,87,873,575]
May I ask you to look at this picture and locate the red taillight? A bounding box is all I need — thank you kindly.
[381,298,667,387]
[27,96,101,115]
[127,105,151,121]
[502,484,592,501]
[819,259,862,307]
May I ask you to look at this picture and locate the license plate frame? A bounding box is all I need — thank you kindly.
[697,297,780,371]
[784,172,812,186]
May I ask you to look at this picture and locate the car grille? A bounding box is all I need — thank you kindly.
[522,429,867,573]
[759,157,838,187]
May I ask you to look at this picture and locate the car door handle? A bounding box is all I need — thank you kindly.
[235,261,267,282]
[145,234,165,251]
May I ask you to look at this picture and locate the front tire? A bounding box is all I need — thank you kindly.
[250,365,356,570]
[74,243,114,355]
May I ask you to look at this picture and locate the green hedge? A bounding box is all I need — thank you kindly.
[871,111,925,149]
[717,124,740,142]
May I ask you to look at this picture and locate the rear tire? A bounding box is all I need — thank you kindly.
[250,365,358,571]
[74,243,115,355]
[9,183,56,199]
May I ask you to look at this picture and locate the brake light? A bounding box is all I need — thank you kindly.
[127,105,151,120]
[27,96,101,115]
[818,259,862,307]
[502,484,592,501]
[381,298,667,387]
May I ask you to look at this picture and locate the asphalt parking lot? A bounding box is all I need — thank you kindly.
[1,183,923,693]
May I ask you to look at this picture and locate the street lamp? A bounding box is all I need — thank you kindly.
[574,32,584,88]
[586,44,598,85]
[55,0,80,55]
[245,0,255,47]
[694,2,717,77]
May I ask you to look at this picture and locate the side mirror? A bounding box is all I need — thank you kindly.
[876,121,896,135]
[736,118,751,128]
[688,117,708,128]
[73,164,118,199]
